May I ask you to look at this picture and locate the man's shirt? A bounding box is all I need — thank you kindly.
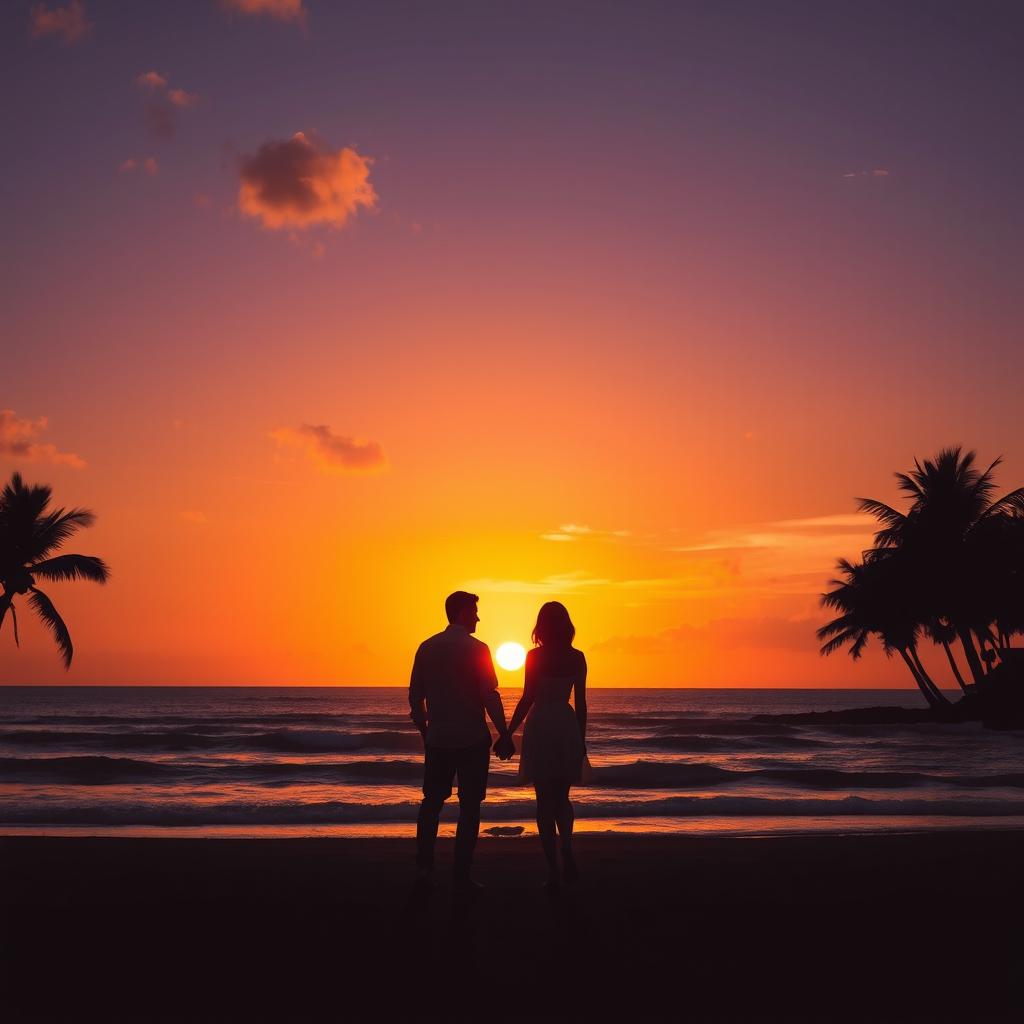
[409,624,499,748]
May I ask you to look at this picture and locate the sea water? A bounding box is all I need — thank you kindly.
[2,686,1024,838]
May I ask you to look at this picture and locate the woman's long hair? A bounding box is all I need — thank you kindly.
[531,601,575,647]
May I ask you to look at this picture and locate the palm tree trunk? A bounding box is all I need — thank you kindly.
[909,646,949,705]
[899,648,941,708]
[957,626,986,685]
[940,639,970,691]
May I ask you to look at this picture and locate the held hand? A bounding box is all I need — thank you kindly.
[493,734,515,761]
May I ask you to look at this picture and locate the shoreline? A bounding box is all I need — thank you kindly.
[4,813,1024,840]
[4,831,1023,1020]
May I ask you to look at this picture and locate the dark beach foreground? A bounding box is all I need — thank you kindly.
[3,832,1023,1022]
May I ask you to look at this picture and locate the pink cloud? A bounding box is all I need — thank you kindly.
[239,132,377,231]
[221,0,306,21]
[119,157,158,176]
[168,88,199,108]
[135,70,168,90]
[0,410,86,469]
[29,1,90,43]
[269,423,386,473]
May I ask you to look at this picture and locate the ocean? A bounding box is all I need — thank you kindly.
[2,686,1024,838]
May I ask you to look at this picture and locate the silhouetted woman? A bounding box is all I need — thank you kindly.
[507,601,587,886]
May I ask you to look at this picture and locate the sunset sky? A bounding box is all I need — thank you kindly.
[3,0,1023,687]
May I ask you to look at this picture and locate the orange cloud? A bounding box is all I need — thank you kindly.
[0,410,85,468]
[541,523,631,542]
[270,424,386,473]
[239,132,377,230]
[221,0,305,20]
[29,1,90,43]
[593,616,819,657]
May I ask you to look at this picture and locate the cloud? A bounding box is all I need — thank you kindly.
[134,70,200,138]
[136,70,168,89]
[238,132,377,230]
[0,410,85,468]
[842,169,890,179]
[541,523,631,542]
[459,572,693,597]
[220,0,306,21]
[593,616,820,657]
[119,156,158,175]
[671,513,875,553]
[269,424,386,473]
[179,510,208,524]
[168,88,199,108]
[29,1,90,43]
[460,572,611,596]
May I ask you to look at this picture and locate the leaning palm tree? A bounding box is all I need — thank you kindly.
[0,472,110,668]
[858,447,1024,685]
[818,553,949,708]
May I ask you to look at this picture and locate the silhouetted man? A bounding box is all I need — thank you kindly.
[410,591,514,889]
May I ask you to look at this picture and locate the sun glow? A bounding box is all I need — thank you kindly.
[495,642,526,671]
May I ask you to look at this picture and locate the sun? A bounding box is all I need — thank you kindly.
[495,641,526,671]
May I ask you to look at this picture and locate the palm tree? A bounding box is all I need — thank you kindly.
[0,472,110,668]
[818,554,949,707]
[857,448,1024,685]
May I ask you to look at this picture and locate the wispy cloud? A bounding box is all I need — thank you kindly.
[29,1,90,43]
[270,423,386,474]
[540,523,631,542]
[238,132,377,231]
[672,513,875,553]
[134,69,200,138]
[119,156,158,176]
[135,70,167,90]
[0,410,85,468]
[842,169,890,179]
[220,0,306,21]
[168,88,199,108]
[593,615,820,657]
[459,572,696,598]
[459,571,611,596]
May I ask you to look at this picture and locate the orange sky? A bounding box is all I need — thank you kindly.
[3,2,1022,687]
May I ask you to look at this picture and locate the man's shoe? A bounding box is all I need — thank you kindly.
[452,876,484,893]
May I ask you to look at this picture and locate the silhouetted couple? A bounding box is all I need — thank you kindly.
[409,591,587,891]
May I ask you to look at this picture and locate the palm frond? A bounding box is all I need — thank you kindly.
[29,554,110,584]
[28,587,73,668]
[0,593,14,644]
[856,498,906,528]
[895,472,924,500]
[980,487,1024,519]
[819,629,859,657]
[849,630,870,659]
[31,508,96,561]
[1,473,52,519]
[871,528,903,549]
[817,616,853,640]
[10,602,19,647]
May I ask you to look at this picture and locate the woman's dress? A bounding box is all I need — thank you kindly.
[519,673,586,784]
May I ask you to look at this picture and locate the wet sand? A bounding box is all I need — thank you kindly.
[3,832,1023,1021]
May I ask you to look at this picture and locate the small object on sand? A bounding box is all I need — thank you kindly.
[483,825,525,837]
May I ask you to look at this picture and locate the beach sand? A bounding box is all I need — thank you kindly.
[3,832,1022,1021]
